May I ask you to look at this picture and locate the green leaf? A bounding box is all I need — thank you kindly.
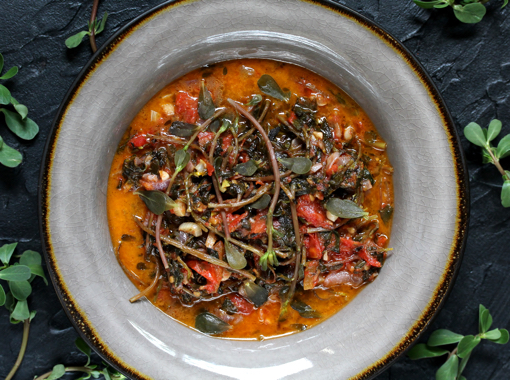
[479,305,493,333]
[0,242,17,265]
[9,280,32,301]
[0,108,39,140]
[65,30,90,49]
[428,329,464,346]
[242,280,268,307]
[198,80,215,120]
[379,205,393,225]
[20,249,42,266]
[278,157,312,174]
[290,299,321,319]
[29,310,37,322]
[482,328,502,340]
[4,291,15,312]
[435,354,458,380]
[413,0,442,9]
[487,119,502,142]
[225,241,247,270]
[168,121,199,137]
[135,190,178,215]
[0,265,31,281]
[325,198,368,219]
[174,149,190,170]
[453,3,487,23]
[496,134,510,159]
[95,12,108,34]
[503,0,509,8]
[407,343,449,360]
[246,94,262,106]
[13,103,28,120]
[0,284,5,306]
[464,122,487,147]
[457,351,471,378]
[195,312,230,335]
[0,66,18,80]
[75,337,91,366]
[0,136,22,167]
[257,74,290,101]
[217,119,230,135]
[11,299,29,321]
[248,193,271,210]
[234,159,258,176]
[0,84,11,104]
[457,335,481,358]
[28,264,48,285]
[47,364,66,380]
[488,328,509,344]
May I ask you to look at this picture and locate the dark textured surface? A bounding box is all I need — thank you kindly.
[0,1,509,379]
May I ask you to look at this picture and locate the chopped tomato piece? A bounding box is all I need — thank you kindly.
[287,111,297,125]
[327,237,360,263]
[296,195,332,229]
[250,212,267,235]
[226,211,248,233]
[198,131,214,147]
[187,260,223,294]
[358,247,381,268]
[227,293,254,315]
[303,260,320,290]
[376,234,388,247]
[221,134,233,152]
[303,233,324,260]
[175,92,198,124]
[205,159,214,176]
[129,134,148,148]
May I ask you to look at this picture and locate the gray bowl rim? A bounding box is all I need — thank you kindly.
[38,0,470,379]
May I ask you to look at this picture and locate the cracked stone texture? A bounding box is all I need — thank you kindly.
[0,0,509,379]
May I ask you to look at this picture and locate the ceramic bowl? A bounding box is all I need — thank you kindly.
[40,0,469,379]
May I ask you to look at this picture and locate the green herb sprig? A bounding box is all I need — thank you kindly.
[1,243,47,380]
[65,9,108,51]
[34,338,126,380]
[0,54,40,167]
[408,305,508,380]
[464,119,510,207]
[413,0,508,24]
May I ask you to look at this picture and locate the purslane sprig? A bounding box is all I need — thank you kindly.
[33,338,126,380]
[413,0,508,24]
[1,243,47,380]
[65,11,108,51]
[464,119,510,207]
[408,305,509,380]
[0,53,40,168]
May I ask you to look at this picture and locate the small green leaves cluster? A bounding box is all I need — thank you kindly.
[464,119,510,207]
[40,338,126,380]
[65,12,108,49]
[257,74,290,101]
[0,53,39,167]
[408,305,508,380]
[259,249,278,271]
[413,0,508,24]
[0,243,47,323]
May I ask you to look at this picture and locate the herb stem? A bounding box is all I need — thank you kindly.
[228,99,281,260]
[487,146,510,181]
[34,366,91,380]
[89,0,100,53]
[208,183,271,209]
[5,319,30,380]
[129,260,161,303]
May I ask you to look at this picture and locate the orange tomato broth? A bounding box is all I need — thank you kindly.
[107,59,393,340]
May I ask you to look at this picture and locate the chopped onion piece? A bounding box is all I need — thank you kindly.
[311,163,322,174]
[179,222,202,237]
[173,201,187,217]
[326,210,338,222]
[161,103,175,116]
[151,110,161,122]
[205,231,217,248]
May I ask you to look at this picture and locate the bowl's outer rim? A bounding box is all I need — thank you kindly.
[38,0,470,379]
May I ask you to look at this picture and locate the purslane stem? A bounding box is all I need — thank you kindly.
[34,366,92,380]
[486,146,510,181]
[5,319,30,380]
[89,0,100,53]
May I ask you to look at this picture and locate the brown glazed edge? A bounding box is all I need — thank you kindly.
[38,1,469,379]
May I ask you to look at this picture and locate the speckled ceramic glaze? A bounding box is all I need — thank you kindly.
[40,0,468,379]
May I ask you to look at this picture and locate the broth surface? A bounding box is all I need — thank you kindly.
[107,59,394,340]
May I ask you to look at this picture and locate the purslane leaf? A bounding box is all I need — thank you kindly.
[278,157,312,174]
[0,136,23,167]
[453,3,487,24]
[0,242,17,265]
[290,299,321,319]
[11,299,30,321]
[242,280,268,307]
[0,83,11,104]
[257,74,290,101]
[428,329,464,346]
[46,364,66,380]
[464,122,487,147]
[496,134,510,159]
[479,306,493,333]
[225,241,247,270]
[482,328,502,340]
[0,66,18,80]
[488,328,509,344]
[174,149,190,170]
[168,121,199,137]
[75,337,92,366]
[0,108,39,140]
[65,30,90,49]
[501,181,510,208]
[9,280,32,301]
[407,343,449,360]
[135,190,178,215]
[457,335,481,358]
[198,80,215,120]
[234,159,258,176]
[487,119,502,142]
[195,312,230,335]
[413,0,442,9]
[0,265,31,282]
[435,353,458,380]
[325,198,369,219]
[95,12,108,34]
[0,284,5,307]
[248,193,271,210]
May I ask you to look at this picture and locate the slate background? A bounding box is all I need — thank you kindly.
[1,0,509,379]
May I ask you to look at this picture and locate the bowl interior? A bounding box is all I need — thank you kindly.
[43,1,465,379]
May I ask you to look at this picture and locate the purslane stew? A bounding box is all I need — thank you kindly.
[107,59,394,340]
